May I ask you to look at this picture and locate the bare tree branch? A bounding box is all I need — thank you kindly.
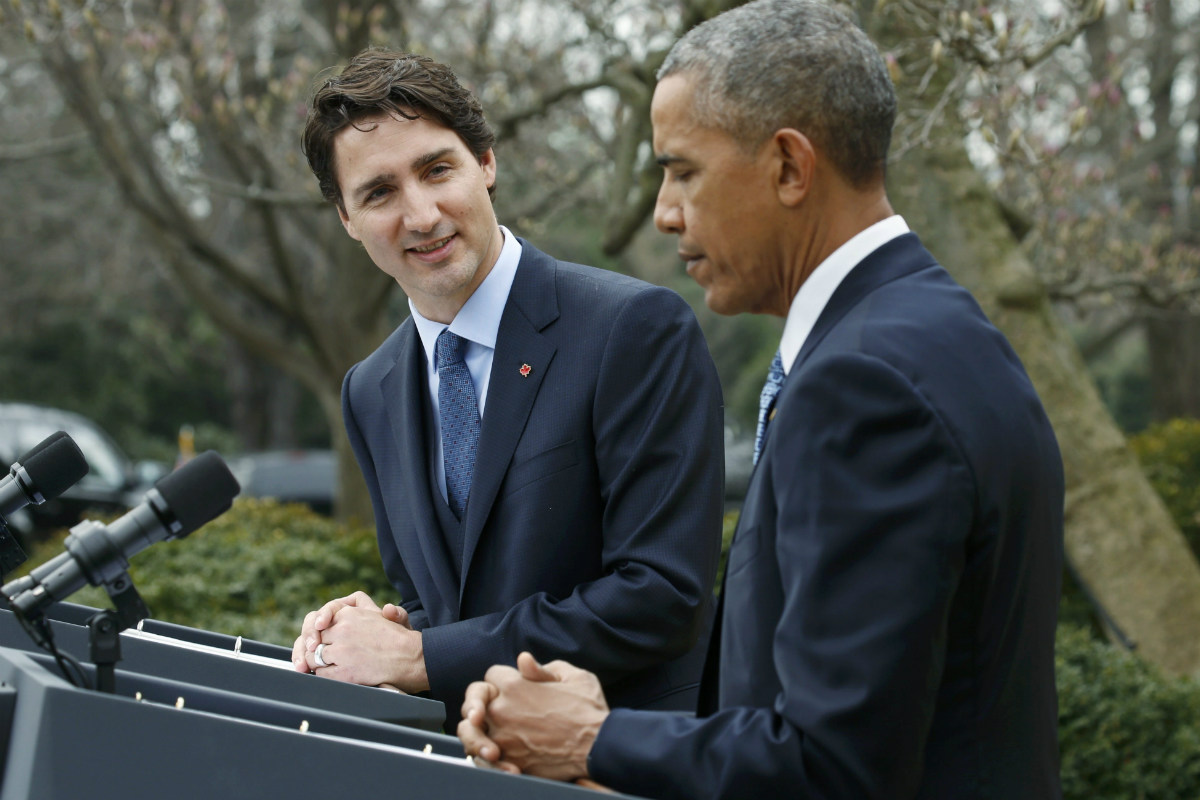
[494,76,613,140]
[180,172,326,206]
[1079,312,1143,361]
[0,133,90,162]
[1049,272,1200,308]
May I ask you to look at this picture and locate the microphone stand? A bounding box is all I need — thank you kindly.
[3,562,150,694]
[87,570,150,693]
[0,516,29,577]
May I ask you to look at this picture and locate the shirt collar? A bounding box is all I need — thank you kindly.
[778,215,909,374]
[410,225,523,364]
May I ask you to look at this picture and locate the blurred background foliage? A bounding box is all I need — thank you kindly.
[1130,418,1200,557]
[1057,624,1200,799]
[2,0,1192,473]
[11,499,392,645]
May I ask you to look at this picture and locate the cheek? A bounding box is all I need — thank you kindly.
[354,212,391,241]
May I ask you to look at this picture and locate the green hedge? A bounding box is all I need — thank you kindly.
[1130,418,1200,558]
[1058,624,1200,798]
[14,498,395,646]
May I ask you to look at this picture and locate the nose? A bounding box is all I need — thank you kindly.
[402,187,440,233]
[653,180,683,235]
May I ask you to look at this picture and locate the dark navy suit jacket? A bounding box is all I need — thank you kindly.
[591,233,1064,799]
[342,240,724,719]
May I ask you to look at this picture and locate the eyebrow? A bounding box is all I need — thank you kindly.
[413,147,456,171]
[348,147,458,204]
[349,173,396,204]
[655,153,689,168]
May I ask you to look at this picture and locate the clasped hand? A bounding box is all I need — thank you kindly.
[291,590,429,693]
[458,652,611,784]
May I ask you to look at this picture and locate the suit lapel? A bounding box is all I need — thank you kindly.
[380,321,461,620]
[792,232,935,374]
[459,243,560,600]
[744,235,934,484]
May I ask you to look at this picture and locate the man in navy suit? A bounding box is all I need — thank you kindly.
[289,50,724,722]
[458,1,1065,796]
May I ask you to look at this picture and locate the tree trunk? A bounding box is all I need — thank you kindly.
[1145,311,1200,421]
[889,138,1200,677]
[308,370,374,529]
[225,339,301,450]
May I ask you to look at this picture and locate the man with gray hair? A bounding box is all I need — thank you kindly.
[458,1,1064,797]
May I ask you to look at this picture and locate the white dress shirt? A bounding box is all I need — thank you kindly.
[778,215,910,374]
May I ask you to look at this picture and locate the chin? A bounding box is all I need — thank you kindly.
[704,292,742,317]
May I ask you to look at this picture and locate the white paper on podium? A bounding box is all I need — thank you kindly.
[120,624,293,670]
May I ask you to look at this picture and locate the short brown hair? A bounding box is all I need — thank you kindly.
[302,49,496,208]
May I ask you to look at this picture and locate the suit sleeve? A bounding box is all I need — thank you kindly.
[420,286,724,704]
[588,353,976,800]
[342,362,429,631]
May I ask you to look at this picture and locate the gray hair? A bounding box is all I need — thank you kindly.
[658,0,896,188]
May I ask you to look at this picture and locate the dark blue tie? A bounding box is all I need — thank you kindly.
[436,329,481,519]
[754,350,786,465]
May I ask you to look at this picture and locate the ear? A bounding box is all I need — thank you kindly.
[478,147,497,190]
[337,202,362,242]
[771,129,815,207]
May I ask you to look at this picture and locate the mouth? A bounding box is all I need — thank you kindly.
[678,250,705,272]
[408,234,456,259]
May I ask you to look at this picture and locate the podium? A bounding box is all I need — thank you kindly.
[0,604,632,799]
[0,603,442,730]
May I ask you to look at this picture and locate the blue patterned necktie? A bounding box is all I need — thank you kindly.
[436,329,481,519]
[753,350,786,465]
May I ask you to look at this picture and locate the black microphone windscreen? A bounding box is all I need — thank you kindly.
[15,430,69,466]
[23,434,89,500]
[155,451,240,536]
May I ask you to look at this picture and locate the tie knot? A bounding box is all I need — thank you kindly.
[436,329,466,371]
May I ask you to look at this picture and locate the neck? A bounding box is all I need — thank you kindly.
[412,225,506,324]
[779,184,893,315]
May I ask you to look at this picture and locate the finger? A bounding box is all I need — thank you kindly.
[516,651,558,682]
[461,680,499,721]
[307,641,336,673]
[314,589,380,630]
[381,603,412,628]
[540,659,581,680]
[312,598,351,632]
[298,609,323,651]
[456,715,501,763]
[340,590,379,610]
[375,683,406,693]
[291,635,311,673]
[573,778,614,792]
[482,663,522,687]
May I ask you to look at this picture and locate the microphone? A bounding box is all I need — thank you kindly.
[0,432,90,577]
[0,430,66,492]
[3,450,240,618]
[0,432,90,517]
